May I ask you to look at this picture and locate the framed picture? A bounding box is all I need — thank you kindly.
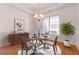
[14,19,24,31]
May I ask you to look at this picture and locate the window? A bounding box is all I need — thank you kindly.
[43,16,59,35]
[43,17,49,34]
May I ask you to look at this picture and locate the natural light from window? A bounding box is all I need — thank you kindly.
[43,16,59,35]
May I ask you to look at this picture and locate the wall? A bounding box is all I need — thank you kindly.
[0,4,35,47]
[75,4,79,49]
[36,4,79,48]
[0,3,79,49]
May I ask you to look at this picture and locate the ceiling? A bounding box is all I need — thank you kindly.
[13,3,77,15]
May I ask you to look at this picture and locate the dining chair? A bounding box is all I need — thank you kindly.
[20,36,34,55]
[35,36,58,55]
[53,36,58,55]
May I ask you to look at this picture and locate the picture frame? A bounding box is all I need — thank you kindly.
[14,19,24,32]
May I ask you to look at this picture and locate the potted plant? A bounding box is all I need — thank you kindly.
[60,22,75,47]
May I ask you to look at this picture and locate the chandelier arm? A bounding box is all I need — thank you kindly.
[34,3,44,19]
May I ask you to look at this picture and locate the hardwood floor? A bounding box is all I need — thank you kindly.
[57,42,79,55]
[0,41,79,55]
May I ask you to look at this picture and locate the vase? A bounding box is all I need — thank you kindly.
[64,40,70,47]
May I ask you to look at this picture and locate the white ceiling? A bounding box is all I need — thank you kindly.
[13,3,77,15]
[17,3,61,12]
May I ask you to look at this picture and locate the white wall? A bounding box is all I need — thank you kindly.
[75,4,79,49]
[37,4,79,48]
[0,4,35,47]
[0,3,79,49]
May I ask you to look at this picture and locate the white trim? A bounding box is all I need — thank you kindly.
[0,42,10,47]
[12,3,77,15]
[13,3,33,14]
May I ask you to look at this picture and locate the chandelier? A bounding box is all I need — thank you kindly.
[34,3,44,19]
[34,14,44,19]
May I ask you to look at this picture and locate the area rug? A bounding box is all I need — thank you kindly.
[17,44,62,55]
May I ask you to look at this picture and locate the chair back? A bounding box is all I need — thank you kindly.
[53,36,58,46]
[20,36,28,47]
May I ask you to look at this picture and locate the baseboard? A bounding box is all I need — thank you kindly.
[0,43,10,47]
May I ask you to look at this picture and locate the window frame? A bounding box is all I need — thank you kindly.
[43,15,59,35]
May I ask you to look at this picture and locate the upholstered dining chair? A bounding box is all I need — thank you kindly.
[20,36,34,55]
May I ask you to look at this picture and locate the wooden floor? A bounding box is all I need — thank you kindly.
[57,42,79,55]
[0,41,79,55]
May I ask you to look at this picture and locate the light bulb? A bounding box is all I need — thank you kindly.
[40,14,44,18]
[34,14,38,18]
[34,14,44,19]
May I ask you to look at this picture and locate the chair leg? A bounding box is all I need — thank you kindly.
[25,48,28,55]
[34,44,36,52]
[21,47,23,55]
[44,44,46,51]
[56,46,57,51]
[53,46,56,55]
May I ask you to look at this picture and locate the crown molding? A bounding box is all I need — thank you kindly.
[13,3,33,14]
[13,3,77,15]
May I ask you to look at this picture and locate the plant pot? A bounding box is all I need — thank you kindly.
[64,40,70,47]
